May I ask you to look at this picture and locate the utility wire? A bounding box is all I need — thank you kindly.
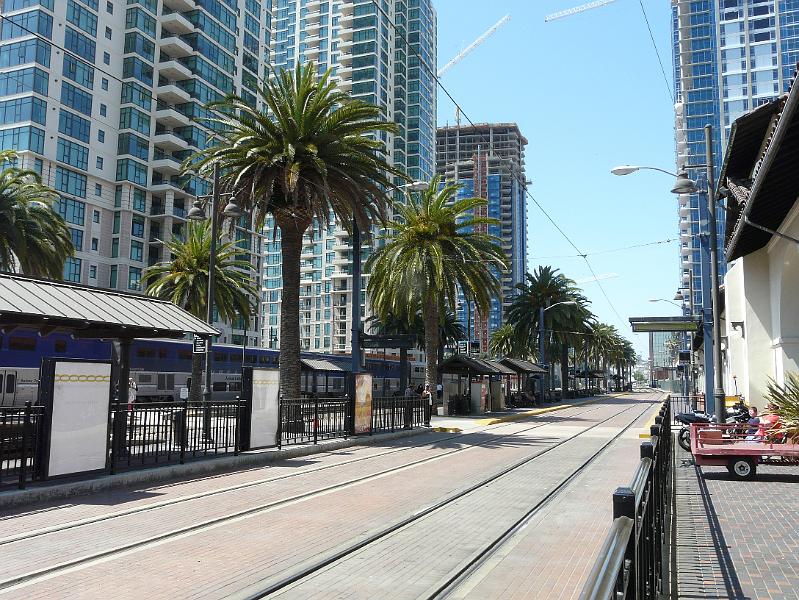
[637,0,675,104]
[370,0,630,330]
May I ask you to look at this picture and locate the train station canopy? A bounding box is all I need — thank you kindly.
[498,357,547,375]
[300,358,350,372]
[629,316,700,333]
[0,273,219,339]
[441,355,512,377]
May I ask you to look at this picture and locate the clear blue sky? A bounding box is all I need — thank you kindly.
[434,0,679,357]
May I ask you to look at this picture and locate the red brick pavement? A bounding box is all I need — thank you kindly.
[675,446,799,600]
[0,396,660,599]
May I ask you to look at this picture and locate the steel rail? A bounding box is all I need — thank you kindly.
[229,400,655,599]
[0,402,609,547]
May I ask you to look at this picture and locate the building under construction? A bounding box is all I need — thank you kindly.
[436,123,529,353]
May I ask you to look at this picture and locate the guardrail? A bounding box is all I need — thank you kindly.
[109,399,241,473]
[579,399,672,600]
[371,396,425,433]
[0,402,45,489]
[278,396,350,448]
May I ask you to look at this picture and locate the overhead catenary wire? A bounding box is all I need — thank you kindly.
[370,0,630,330]
[637,0,675,104]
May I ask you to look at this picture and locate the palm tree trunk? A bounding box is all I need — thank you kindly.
[560,343,569,399]
[190,352,203,403]
[276,212,309,400]
[423,293,440,402]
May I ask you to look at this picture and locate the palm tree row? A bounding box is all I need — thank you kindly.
[495,265,637,396]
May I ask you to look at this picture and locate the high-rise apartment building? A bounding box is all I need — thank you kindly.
[0,0,270,345]
[435,123,527,352]
[261,0,437,353]
[671,0,799,312]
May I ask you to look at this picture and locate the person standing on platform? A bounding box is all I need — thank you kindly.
[422,384,433,427]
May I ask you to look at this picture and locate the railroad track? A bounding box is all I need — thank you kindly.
[0,400,639,593]
[221,400,656,599]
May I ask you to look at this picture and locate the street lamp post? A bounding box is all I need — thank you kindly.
[539,300,576,402]
[187,163,242,438]
[611,136,725,419]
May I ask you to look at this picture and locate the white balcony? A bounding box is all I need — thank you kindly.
[152,156,182,175]
[161,11,194,35]
[158,60,192,80]
[153,130,189,151]
[156,83,190,103]
[163,0,195,10]
[155,107,190,127]
[159,35,193,58]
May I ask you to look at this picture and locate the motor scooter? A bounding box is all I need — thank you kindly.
[675,399,749,452]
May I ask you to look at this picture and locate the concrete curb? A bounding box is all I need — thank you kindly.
[470,393,627,426]
[0,428,427,510]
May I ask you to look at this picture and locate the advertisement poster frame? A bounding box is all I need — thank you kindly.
[41,358,112,478]
[249,367,280,449]
[354,373,373,434]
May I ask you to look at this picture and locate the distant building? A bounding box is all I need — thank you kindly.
[261,0,437,353]
[435,123,528,352]
[671,0,799,316]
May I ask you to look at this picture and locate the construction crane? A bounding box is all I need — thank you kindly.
[437,15,511,78]
[544,0,617,22]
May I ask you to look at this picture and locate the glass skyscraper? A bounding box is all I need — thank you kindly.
[672,0,799,312]
[261,0,437,354]
[0,0,270,345]
[436,123,528,353]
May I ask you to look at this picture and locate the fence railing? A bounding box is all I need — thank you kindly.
[371,396,425,433]
[579,399,673,600]
[669,394,704,421]
[278,396,350,448]
[0,402,45,490]
[109,399,241,472]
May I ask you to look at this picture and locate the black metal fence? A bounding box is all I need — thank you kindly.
[0,402,45,489]
[278,396,351,448]
[371,396,425,433]
[579,399,673,600]
[670,394,703,421]
[109,400,241,472]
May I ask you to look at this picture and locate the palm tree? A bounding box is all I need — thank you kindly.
[0,150,73,278]
[186,62,404,399]
[489,323,533,359]
[506,266,592,396]
[142,221,257,402]
[367,176,507,392]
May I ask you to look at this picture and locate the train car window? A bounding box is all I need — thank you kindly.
[212,382,227,392]
[229,382,242,392]
[214,353,228,362]
[158,349,167,359]
[137,348,155,358]
[0,375,3,394]
[9,337,36,351]
[138,374,153,383]
[245,354,257,364]
[6,373,14,394]
[178,351,192,361]
[54,340,68,353]
[259,356,269,364]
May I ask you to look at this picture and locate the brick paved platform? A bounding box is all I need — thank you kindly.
[675,445,799,600]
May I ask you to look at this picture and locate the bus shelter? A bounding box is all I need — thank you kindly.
[300,358,350,396]
[440,355,508,415]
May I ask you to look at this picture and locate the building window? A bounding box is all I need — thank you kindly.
[0,125,44,154]
[55,166,87,197]
[89,265,97,279]
[93,209,100,223]
[101,77,108,91]
[66,0,97,36]
[106,1,113,13]
[103,52,110,65]
[111,237,119,257]
[99,103,107,117]
[128,266,141,291]
[63,256,81,282]
[115,158,147,185]
[69,227,83,251]
[55,197,85,225]
[56,137,88,170]
[97,129,105,143]
[58,109,90,143]
[64,27,94,62]
[96,156,103,169]
[94,184,102,197]
[109,265,117,288]
[130,215,144,238]
[91,237,98,251]
[132,187,145,212]
[130,240,143,262]
[105,26,112,40]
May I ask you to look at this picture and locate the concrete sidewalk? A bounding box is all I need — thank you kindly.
[675,445,799,599]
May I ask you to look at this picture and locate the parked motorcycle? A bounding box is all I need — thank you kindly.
[675,400,750,452]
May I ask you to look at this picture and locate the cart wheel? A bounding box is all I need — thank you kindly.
[728,458,756,480]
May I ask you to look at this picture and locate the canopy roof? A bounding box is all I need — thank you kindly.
[629,316,700,333]
[498,357,547,374]
[300,358,350,372]
[441,355,508,376]
[0,273,219,339]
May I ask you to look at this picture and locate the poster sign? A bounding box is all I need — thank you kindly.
[193,335,208,354]
[48,361,112,477]
[250,368,280,448]
[354,373,373,434]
